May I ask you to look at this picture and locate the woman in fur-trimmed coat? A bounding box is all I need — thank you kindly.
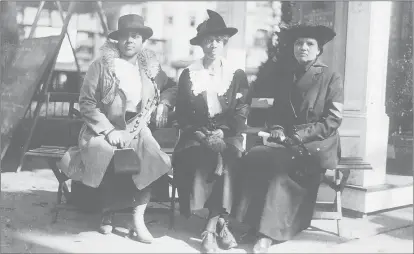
[59,14,177,243]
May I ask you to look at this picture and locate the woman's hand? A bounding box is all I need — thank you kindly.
[211,129,224,139]
[268,128,286,143]
[105,130,128,148]
[155,103,169,128]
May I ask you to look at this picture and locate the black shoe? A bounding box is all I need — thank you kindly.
[252,236,273,253]
[98,211,114,235]
[200,231,219,253]
[216,218,238,249]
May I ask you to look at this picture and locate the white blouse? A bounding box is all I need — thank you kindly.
[188,57,235,117]
[113,58,142,112]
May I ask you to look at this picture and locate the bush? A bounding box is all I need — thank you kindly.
[386,13,413,135]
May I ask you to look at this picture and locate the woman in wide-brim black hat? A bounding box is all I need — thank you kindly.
[231,24,344,253]
[172,9,250,253]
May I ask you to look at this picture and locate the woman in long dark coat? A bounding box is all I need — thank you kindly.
[232,24,344,253]
[173,10,250,253]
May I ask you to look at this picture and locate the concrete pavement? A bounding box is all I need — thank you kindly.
[1,168,412,253]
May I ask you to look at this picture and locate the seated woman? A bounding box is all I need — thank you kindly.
[173,10,250,254]
[232,24,344,253]
[59,14,177,243]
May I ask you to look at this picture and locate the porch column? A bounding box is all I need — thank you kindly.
[215,1,247,71]
[340,1,412,215]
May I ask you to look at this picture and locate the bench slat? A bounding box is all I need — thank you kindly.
[312,211,342,220]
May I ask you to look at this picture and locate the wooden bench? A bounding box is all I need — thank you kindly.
[23,125,179,224]
[167,155,372,235]
[314,157,372,236]
[25,145,72,222]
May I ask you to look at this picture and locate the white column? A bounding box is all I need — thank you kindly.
[339,1,408,215]
[341,1,392,187]
[216,1,247,71]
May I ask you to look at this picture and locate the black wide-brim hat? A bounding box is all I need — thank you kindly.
[108,14,153,41]
[190,9,238,46]
[286,24,336,47]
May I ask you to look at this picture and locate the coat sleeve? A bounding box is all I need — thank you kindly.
[79,60,115,135]
[294,72,344,143]
[175,69,194,132]
[155,66,178,108]
[218,69,250,137]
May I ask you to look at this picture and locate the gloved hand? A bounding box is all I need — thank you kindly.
[194,128,226,153]
[210,129,224,139]
[268,128,286,143]
[205,135,226,153]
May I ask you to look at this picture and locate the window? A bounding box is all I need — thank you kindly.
[190,16,196,27]
[166,16,173,25]
[142,7,147,22]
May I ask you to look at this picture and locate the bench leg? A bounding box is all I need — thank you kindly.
[53,182,64,224]
[335,169,343,237]
[169,179,176,230]
[47,158,71,202]
[47,158,70,224]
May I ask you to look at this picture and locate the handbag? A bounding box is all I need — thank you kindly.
[113,148,141,175]
[293,131,340,170]
[112,96,158,175]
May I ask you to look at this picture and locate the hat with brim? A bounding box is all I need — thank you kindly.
[286,25,336,47]
[108,14,153,41]
[190,9,238,46]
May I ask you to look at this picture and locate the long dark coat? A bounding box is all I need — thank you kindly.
[232,59,344,240]
[173,59,250,217]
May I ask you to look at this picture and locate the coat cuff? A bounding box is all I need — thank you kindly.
[159,100,173,109]
[268,125,284,131]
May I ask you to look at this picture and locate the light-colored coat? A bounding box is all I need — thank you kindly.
[59,41,177,189]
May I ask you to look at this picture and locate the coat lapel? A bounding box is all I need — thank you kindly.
[293,59,326,112]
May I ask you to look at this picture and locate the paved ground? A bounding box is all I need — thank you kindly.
[1,166,413,253]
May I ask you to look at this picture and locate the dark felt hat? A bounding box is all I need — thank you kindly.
[286,24,336,47]
[108,14,153,40]
[190,9,238,46]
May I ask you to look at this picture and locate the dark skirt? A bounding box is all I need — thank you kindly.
[173,145,242,218]
[231,145,324,241]
[98,161,151,212]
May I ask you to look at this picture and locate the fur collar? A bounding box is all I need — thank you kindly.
[99,40,160,79]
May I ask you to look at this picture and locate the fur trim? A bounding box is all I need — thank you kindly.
[98,40,160,79]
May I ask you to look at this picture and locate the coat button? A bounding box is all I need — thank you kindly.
[134,135,138,139]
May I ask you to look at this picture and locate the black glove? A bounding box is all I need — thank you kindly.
[194,129,226,153]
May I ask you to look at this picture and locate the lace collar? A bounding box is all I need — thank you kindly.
[188,57,236,96]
